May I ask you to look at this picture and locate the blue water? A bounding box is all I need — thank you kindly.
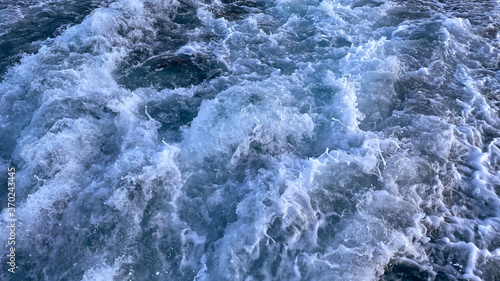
[0,0,499,280]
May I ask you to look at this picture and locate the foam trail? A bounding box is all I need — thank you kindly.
[0,0,499,280]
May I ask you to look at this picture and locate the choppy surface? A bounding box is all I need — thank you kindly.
[0,0,499,280]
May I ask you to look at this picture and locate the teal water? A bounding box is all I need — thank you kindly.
[0,0,499,280]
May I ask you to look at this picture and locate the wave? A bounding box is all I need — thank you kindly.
[0,0,499,280]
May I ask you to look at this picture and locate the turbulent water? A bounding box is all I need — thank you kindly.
[0,0,499,280]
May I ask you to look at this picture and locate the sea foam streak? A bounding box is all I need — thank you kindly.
[0,0,499,280]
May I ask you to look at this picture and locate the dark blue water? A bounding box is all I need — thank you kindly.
[1,0,499,280]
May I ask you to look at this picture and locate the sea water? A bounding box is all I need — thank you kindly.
[0,0,499,280]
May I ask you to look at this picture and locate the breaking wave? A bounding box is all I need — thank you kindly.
[0,0,499,280]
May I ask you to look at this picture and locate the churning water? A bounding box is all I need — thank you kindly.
[0,0,499,280]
